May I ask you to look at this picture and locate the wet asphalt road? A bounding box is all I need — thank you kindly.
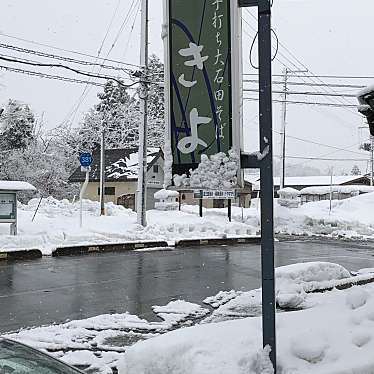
[1,239,374,333]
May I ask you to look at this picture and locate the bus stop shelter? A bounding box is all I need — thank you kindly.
[0,181,36,235]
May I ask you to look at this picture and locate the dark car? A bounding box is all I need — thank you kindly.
[0,337,84,374]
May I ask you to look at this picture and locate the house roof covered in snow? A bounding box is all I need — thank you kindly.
[245,174,370,191]
[0,181,36,191]
[69,148,162,183]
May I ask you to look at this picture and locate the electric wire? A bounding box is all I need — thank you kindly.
[0,32,141,68]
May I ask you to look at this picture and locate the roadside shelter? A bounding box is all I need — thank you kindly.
[0,181,36,235]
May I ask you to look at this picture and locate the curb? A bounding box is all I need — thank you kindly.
[0,249,42,261]
[52,241,169,257]
[175,236,261,247]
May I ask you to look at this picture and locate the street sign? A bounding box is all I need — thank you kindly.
[165,0,242,176]
[193,189,235,199]
[79,153,93,167]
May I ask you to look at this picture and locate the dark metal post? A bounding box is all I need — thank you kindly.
[227,199,232,222]
[199,199,203,217]
[258,0,276,369]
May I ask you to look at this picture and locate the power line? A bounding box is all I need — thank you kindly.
[0,42,133,73]
[241,15,360,119]
[0,55,138,87]
[243,96,358,108]
[272,130,366,156]
[123,0,141,59]
[97,0,121,56]
[243,79,365,89]
[243,88,357,98]
[244,73,374,80]
[106,0,139,57]
[0,65,106,87]
[0,32,141,68]
[276,155,369,161]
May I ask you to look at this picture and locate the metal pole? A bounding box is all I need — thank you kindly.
[371,136,374,186]
[329,167,333,214]
[258,0,276,370]
[228,199,232,222]
[100,127,105,216]
[199,199,203,218]
[136,0,149,226]
[279,68,288,190]
[80,170,90,228]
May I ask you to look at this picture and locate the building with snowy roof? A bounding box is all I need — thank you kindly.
[246,174,371,198]
[69,148,164,211]
[300,185,374,204]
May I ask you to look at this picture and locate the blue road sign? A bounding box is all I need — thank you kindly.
[79,153,93,167]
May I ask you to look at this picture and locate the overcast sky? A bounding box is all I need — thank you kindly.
[1,0,374,175]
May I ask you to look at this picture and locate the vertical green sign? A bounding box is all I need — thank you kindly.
[169,0,232,175]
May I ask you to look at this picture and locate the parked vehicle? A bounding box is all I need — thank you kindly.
[0,338,84,374]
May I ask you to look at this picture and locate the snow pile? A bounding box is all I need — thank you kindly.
[205,262,351,322]
[152,300,209,325]
[5,312,163,374]
[0,198,256,254]
[275,262,350,308]
[203,290,242,308]
[153,189,179,200]
[173,149,239,189]
[118,283,374,374]
[275,192,374,238]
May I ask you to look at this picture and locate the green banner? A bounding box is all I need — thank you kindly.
[169,0,232,175]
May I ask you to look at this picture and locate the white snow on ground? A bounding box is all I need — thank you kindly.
[152,300,209,325]
[5,262,374,374]
[203,290,242,308]
[2,192,374,254]
[205,262,352,322]
[0,197,255,255]
[275,192,374,239]
[118,283,374,374]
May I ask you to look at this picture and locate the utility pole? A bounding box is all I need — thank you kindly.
[100,126,105,216]
[371,135,374,186]
[279,68,288,189]
[136,0,149,226]
[279,68,307,189]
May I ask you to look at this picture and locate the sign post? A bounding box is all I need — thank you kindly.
[79,153,93,228]
[239,0,277,369]
[166,0,276,370]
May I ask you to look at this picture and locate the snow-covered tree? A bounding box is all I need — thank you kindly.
[0,107,79,201]
[0,99,35,150]
[147,54,165,146]
[75,54,165,152]
[351,165,361,176]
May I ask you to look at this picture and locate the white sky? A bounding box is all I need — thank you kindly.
[0,0,373,174]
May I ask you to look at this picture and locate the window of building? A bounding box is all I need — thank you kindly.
[182,194,186,200]
[97,187,116,196]
[153,165,159,173]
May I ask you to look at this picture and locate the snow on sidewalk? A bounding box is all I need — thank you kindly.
[118,283,374,374]
[204,262,352,322]
[2,192,374,254]
[0,197,255,255]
